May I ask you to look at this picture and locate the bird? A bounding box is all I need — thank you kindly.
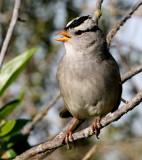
[56,15,122,149]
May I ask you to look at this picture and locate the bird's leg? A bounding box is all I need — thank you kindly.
[91,115,102,139]
[62,118,79,149]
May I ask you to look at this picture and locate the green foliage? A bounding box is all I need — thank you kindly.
[0,100,20,120]
[0,90,25,120]
[0,48,37,159]
[0,119,29,137]
[0,48,38,97]
[0,120,16,137]
[1,149,17,159]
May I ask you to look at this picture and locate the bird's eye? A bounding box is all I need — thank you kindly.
[75,30,83,35]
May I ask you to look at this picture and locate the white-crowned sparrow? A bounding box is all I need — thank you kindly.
[56,15,122,148]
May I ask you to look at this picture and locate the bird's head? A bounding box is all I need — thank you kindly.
[56,15,105,50]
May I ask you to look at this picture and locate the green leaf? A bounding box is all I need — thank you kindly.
[9,119,29,134]
[0,100,20,120]
[0,120,16,137]
[0,48,38,97]
[0,119,29,137]
[0,89,26,120]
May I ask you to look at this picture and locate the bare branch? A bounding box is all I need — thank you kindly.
[92,0,104,24]
[0,0,21,69]
[14,118,79,160]
[107,0,142,47]
[22,91,61,135]
[14,89,142,160]
[67,90,142,141]
[121,65,142,83]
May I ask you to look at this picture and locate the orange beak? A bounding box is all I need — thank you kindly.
[56,30,71,42]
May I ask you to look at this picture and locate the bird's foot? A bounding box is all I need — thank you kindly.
[91,116,102,139]
[61,130,73,149]
[61,118,78,149]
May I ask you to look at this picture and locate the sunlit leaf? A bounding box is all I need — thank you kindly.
[0,120,16,137]
[0,48,38,96]
[0,119,29,137]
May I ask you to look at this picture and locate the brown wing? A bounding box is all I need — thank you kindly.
[59,106,72,118]
[111,81,122,113]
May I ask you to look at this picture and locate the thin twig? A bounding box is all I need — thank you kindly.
[22,91,61,135]
[121,65,142,83]
[107,0,142,47]
[121,98,129,104]
[120,65,142,103]
[0,0,21,69]
[92,0,104,24]
[14,89,142,160]
[82,145,97,160]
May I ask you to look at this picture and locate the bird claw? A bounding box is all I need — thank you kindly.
[91,117,102,138]
[62,131,73,149]
[61,118,78,149]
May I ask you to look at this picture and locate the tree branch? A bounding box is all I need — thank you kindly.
[92,0,104,25]
[0,0,21,69]
[14,89,142,160]
[121,65,142,84]
[107,0,142,47]
[72,90,142,140]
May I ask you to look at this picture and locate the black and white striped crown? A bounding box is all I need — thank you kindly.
[64,15,91,30]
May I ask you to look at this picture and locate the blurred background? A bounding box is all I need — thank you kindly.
[0,0,142,159]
